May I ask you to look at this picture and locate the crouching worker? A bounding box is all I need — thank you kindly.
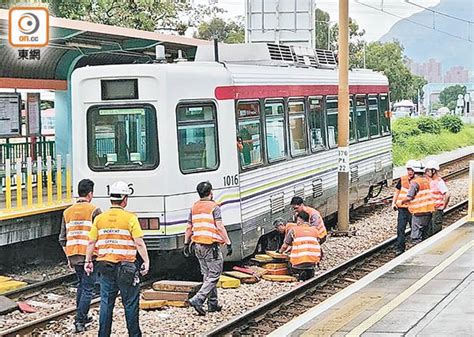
[84,181,150,337]
[273,218,296,248]
[278,211,321,281]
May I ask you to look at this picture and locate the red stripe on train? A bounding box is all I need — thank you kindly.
[215,84,389,100]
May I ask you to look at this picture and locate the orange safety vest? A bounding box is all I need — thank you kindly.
[408,176,435,215]
[302,205,327,239]
[94,207,138,263]
[64,201,97,257]
[290,224,321,266]
[395,175,411,208]
[191,200,224,245]
[285,222,297,235]
[430,177,447,210]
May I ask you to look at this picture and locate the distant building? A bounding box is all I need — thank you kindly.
[407,58,442,83]
[444,66,469,83]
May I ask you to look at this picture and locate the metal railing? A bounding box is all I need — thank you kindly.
[0,137,55,166]
[1,154,72,212]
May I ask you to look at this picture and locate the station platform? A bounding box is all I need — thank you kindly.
[270,218,474,337]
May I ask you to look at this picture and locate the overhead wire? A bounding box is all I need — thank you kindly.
[404,0,473,24]
[354,0,473,43]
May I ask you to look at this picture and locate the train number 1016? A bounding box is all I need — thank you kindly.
[223,174,239,187]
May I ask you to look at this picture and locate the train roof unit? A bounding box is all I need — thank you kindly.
[195,42,338,69]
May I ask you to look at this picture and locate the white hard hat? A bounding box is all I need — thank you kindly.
[406,160,418,170]
[411,160,425,173]
[109,181,130,200]
[425,160,440,171]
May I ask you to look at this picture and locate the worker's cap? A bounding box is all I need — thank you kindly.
[109,181,130,200]
[273,218,285,228]
[405,159,418,170]
[411,160,425,173]
[425,159,440,171]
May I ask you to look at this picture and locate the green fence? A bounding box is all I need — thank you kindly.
[0,137,55,166]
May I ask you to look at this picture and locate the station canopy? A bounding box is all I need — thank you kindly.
[0,9,209,90]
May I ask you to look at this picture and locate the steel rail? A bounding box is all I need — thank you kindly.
[204,200,468,337]
[2,201,468,336]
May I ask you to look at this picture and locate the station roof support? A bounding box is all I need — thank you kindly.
[0,9,209,90]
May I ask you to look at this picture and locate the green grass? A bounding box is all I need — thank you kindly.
[393,125,474,166]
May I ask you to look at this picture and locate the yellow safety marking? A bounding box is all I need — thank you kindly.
[27,173,33,208]
[5,175,12,210]
[56,168,62,202]
[0,203,71,221]
[47,170,53,205]
[302,293,384,337]
[16,174,22,210]
[469,162,473,220]
[66,168,72,201]
[347,240,474,336]
[37,170,43,206]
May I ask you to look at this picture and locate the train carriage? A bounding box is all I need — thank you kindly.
[71,43,392,261]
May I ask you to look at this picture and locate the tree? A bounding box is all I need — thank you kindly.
[314,8,366,67]
[364,41,427,102]
[47,0,223,34]
[195,17,244,43]
[439,85,467,111]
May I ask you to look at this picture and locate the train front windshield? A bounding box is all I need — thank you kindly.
[86,105,159,171]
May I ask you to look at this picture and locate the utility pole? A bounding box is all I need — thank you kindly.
[337,0,350,233]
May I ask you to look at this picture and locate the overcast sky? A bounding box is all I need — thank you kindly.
[197,0,441,41]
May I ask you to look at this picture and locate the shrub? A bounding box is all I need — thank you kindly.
[392,117,421,144]
[415,116,441,134]
[438,115,464,133]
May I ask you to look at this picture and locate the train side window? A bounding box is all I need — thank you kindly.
[349,96,356,142]
[236,101,263,168]
[355,95,368,140]
[326,96,338,148]
[379,94,391,134]
[176,103,219,173]
[309,97,326,151]
[288,100,307,156]
[265,100,286,162]
[87,105,159,171]
[368,95,380,137]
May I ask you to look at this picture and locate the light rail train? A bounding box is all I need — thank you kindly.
[71,43,392,261]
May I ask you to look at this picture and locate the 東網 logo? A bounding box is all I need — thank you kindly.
[9,7,49,47]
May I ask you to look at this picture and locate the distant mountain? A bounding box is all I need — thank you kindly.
[380,0,473,72]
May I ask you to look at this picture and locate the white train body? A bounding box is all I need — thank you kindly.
[71,49,392,260]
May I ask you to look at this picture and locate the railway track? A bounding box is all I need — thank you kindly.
[1,156,470,336]
[204,199,469,336]
[365,157,470,208]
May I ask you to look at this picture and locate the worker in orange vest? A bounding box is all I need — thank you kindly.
[391,160,416,254]
[290,197,327,244]
[184,181,232,316]
[278,211,321,281]
[59,179,101,333]
[425,160,450,237]
[401,161,435,244]
[84,181,150,337]
[273,218,297,251]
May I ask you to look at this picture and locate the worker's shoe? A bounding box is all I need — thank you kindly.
[208,304,222,313]
[188,299,206,316]
[74,322,87,333]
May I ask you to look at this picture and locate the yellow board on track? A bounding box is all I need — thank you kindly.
[0,280,27,294]
[217,275,241,288]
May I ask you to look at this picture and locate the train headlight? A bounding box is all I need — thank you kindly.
[138,218,160,230]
